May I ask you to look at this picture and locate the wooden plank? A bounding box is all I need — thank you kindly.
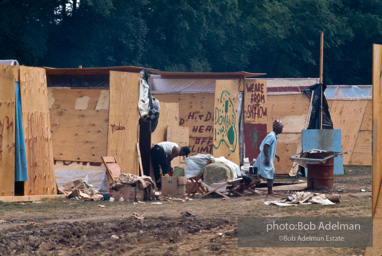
[167,126,190,168]
[48,88,109,162]
[0,194,66,202]
[167,126,190,147]
[372,44,382,215]
[154,93,214,137]
[213,80,240,165]
[154,93,215,155]
[20,66,56,196]
[0,65,17,196]
[360,99,372,131]
[49,88,109,110]
[365,186,382,255]
[50,109,108,162]
[101,156,122,184]
[329,100,368,164]
[267,94,310,133]
[257,182,307,191]
[108,71,140,175]
[151,102,179,145]
[274,133,301,175]
[350,130,372,165]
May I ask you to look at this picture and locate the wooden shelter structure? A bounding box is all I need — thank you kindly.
[0,64,56,197]
[150,70,266,166]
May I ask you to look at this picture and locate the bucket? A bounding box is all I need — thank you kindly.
[306,153,334,190]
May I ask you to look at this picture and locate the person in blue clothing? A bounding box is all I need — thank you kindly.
[253,119,284,196]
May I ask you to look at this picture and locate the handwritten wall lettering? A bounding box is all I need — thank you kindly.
[110,123,126,133]
[0,116,14,135]
[179,111,213,126]
[213,90,237,152]
[244,80,268,124]
[191,125,213,133]
[190,137,213,154]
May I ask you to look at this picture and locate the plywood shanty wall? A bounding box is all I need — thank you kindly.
[108,71,140,175]
[0,65,17,196]
[151,102,180,145]
[49,88,109,162]
[351,100,372,165]
[213,80,240,165]
[153,93,214,155]
[243,79,268,161]
[372,44,382,215]
[328,99,370,165]
[266,94,310,175]
[167,126,190,168]
[20,66,56,195]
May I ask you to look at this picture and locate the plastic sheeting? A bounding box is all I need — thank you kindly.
[55,169,108,193]
[15,81,28,182]
[150,76,216,93]
[138,78,150,116]
[303,84,333,129]
[0,60,19,67]
[325,85,371,100]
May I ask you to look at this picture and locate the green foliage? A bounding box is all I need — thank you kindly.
[0,0,381,84]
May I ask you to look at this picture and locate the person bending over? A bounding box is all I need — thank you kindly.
[150,141,190,190]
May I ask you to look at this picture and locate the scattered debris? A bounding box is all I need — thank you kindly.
[111,235,119,240]
[181,211,196,217]
[151,202,162,205]
[133,212,144,221]
[59,179,104,201]
[98,205,105,208]
[264,192,337,206]
[360,189,366,192]
[0,220,7,224]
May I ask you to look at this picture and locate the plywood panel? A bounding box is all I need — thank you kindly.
[266,94,310,133]
[108,71,140,175]
[167,126,190,168]
[49,88,109,110]
[154,93,215,155]
[50,109,108,162]
[330,100,368,164]
[49,88,109,162]
[151,102,179,145]
[372,44,382,214]
[274,133,300,175]
[360,100,372,131]
[20,66,56,195]
[0,65,17,196]
[244,79,267,124]
[213,80,239,165]
[350,130,372,165]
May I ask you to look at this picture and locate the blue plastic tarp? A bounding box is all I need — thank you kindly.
[15,81,28,182]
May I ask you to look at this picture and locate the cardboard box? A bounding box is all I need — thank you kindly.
[110,185,145,201]
[136,187,145,201]
[162,176,187,196]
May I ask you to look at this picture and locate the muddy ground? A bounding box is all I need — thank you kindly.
[0,166,371,256]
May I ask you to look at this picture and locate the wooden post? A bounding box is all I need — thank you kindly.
[319,31,324,129]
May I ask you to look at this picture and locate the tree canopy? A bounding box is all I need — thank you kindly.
[1,0,381,84]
